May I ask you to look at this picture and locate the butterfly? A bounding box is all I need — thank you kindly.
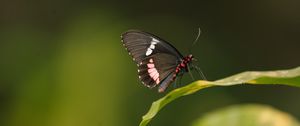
[121,30,204,92]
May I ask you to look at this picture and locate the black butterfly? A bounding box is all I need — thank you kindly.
[121,30,203,92]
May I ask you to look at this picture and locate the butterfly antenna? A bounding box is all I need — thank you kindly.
[188,27,201,54]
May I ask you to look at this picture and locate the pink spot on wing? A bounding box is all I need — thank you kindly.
[148,68,155,73]
[153,73,159,81]
[147,58,161,84]
[149,59,153,63]
[149,70,157,77]
[156,78,160,84]
[147,63,154,68]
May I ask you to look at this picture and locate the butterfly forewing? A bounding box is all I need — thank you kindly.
[121,30,183,62]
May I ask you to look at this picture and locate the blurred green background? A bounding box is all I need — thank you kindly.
[0,0,300,126]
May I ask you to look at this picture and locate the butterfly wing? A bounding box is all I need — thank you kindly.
[121,30,183,91]
[137,53,177,88]
[121,30,183,63]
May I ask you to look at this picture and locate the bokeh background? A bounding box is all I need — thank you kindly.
[1,0,300,126]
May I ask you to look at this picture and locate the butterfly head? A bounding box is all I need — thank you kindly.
[186,54,194,62]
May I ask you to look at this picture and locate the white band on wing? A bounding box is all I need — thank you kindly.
[145,38,159,56]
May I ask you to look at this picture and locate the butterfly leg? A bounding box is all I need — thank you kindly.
[192,64,207,80]
[177,74,183,87]
[173,75,178,88]
[173,73,184,88]
[187,64,195,81]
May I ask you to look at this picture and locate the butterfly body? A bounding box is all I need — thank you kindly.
[121,30,195,92]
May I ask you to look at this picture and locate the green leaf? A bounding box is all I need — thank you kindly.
[139,66,300,126]
[191,104,300,126]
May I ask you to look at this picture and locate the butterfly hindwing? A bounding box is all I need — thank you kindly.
[137,53,178,88]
